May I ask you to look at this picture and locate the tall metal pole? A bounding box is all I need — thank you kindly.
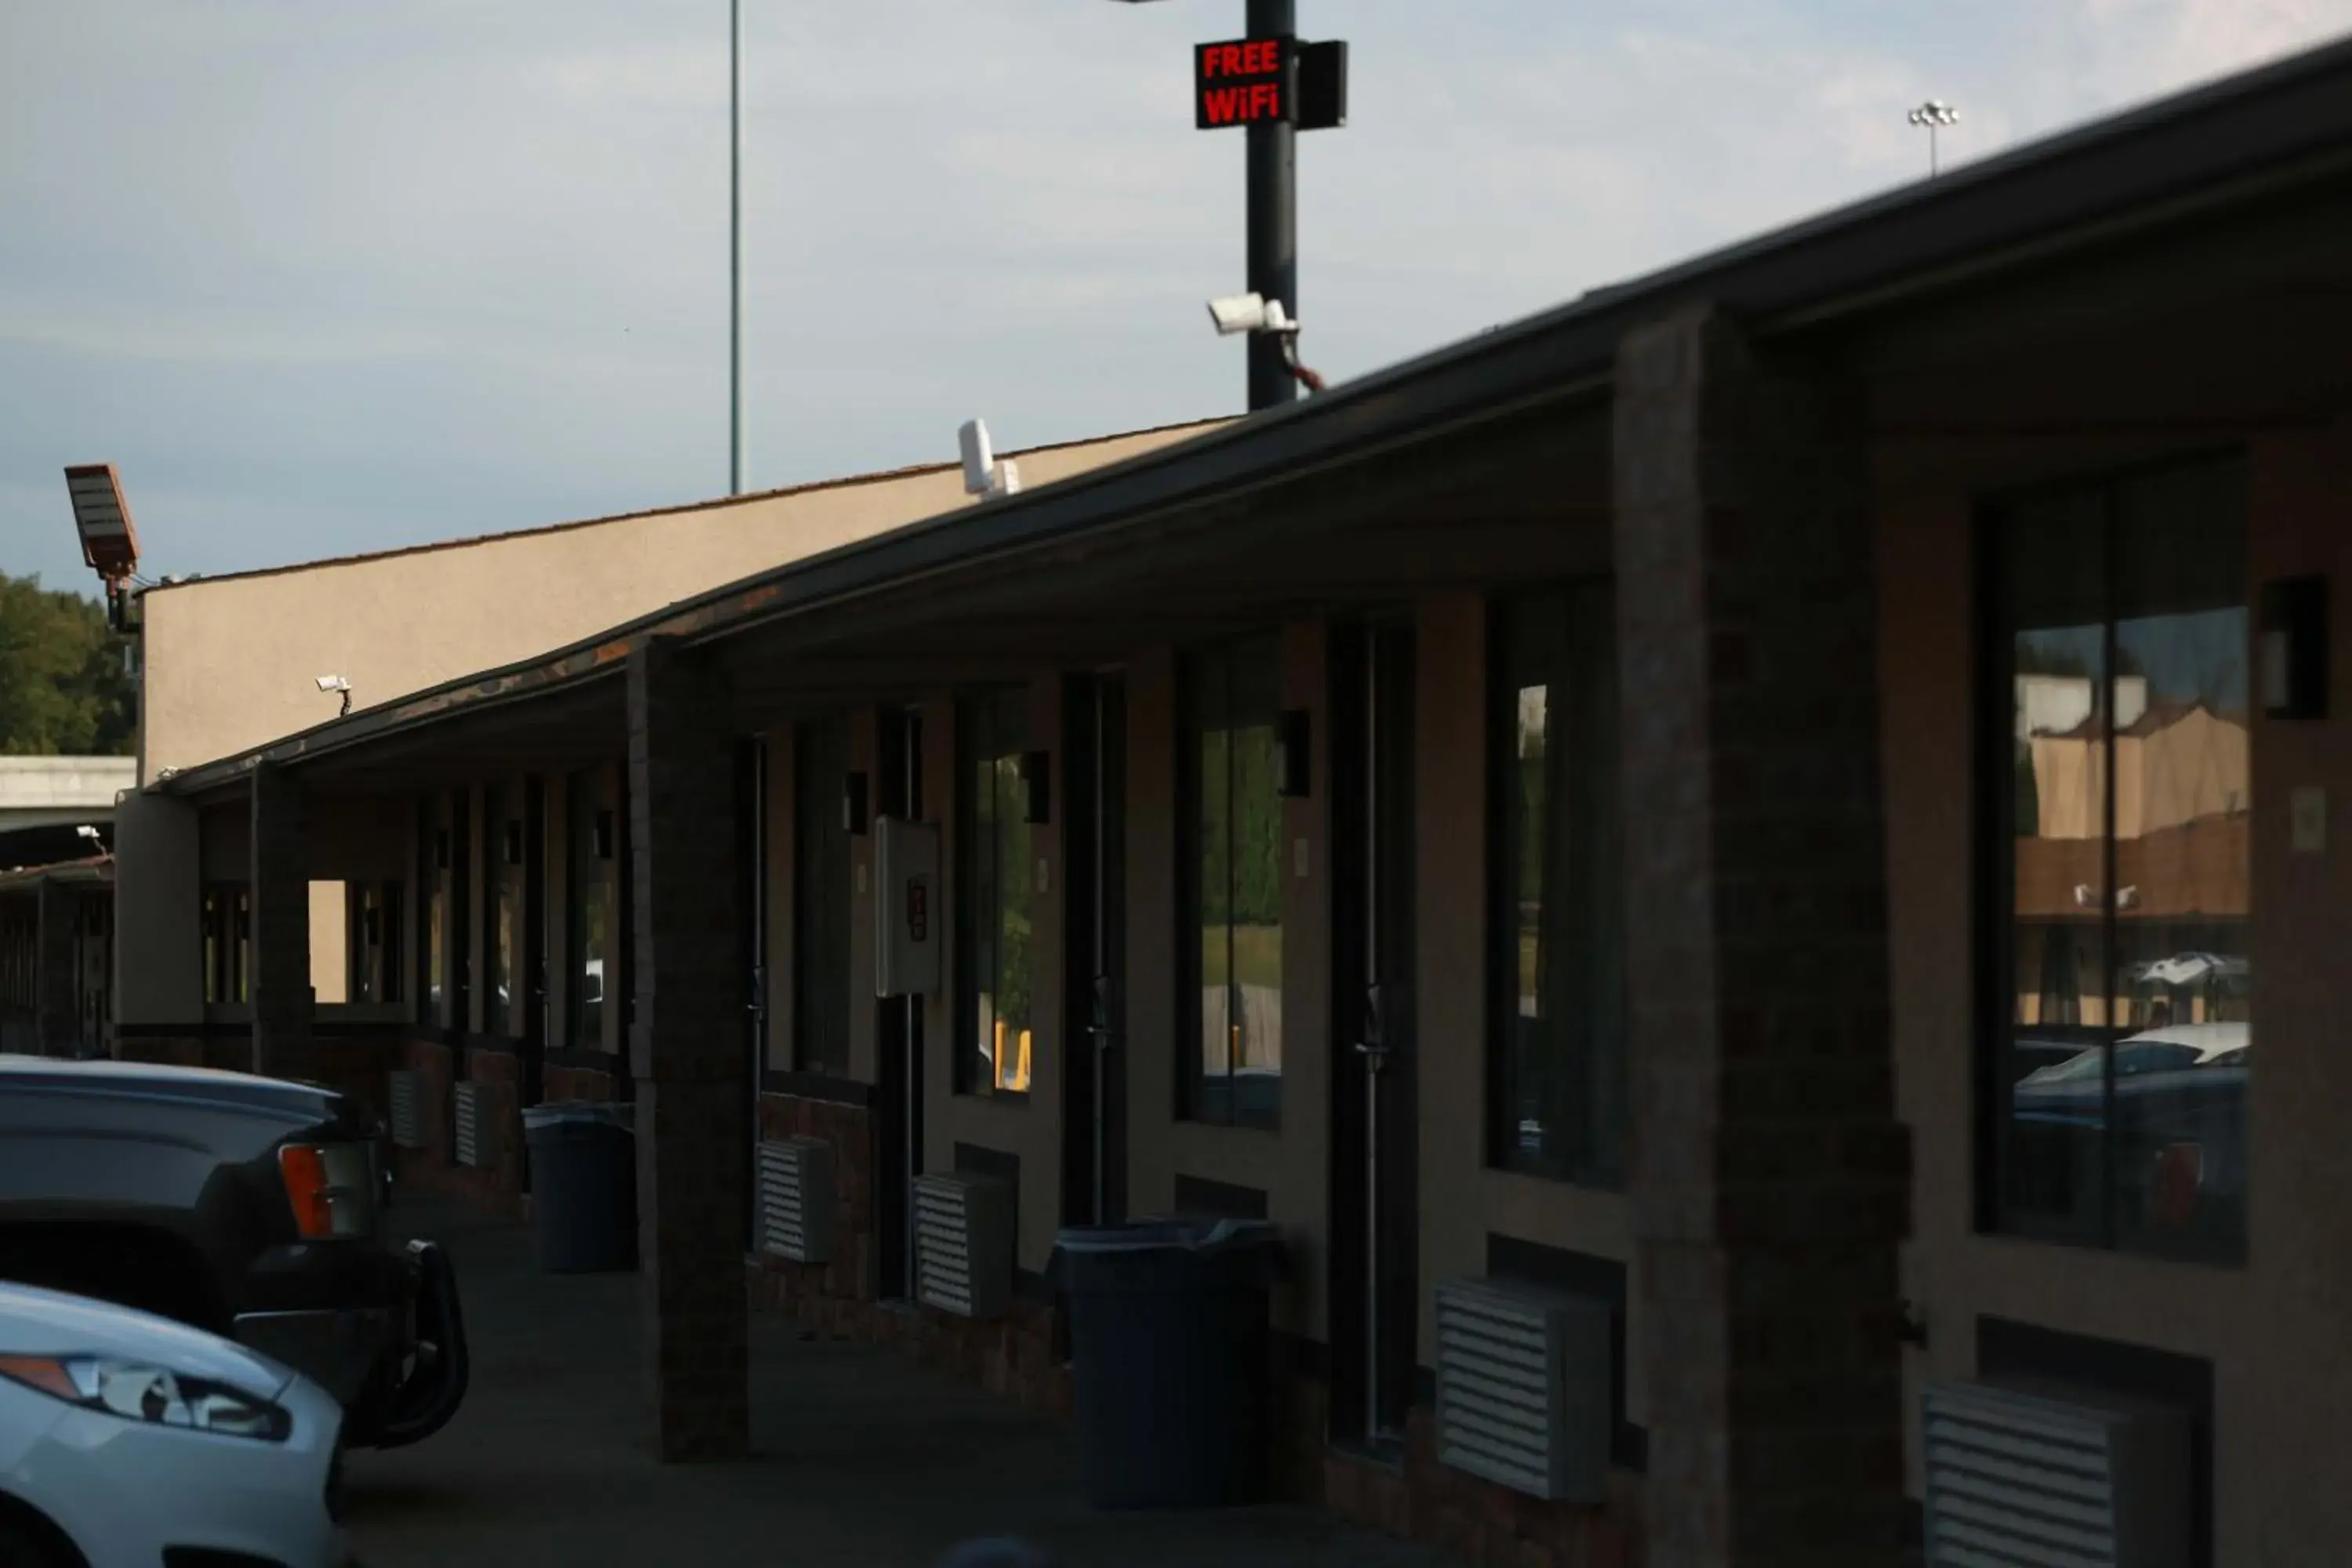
[1244,0,1296,412]
[729,0,745,495]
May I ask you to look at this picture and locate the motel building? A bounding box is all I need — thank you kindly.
[87,41,2352,1567]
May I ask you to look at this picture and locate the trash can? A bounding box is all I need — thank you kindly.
[522,1101,637,1273]
[1050,1217,1286,1510]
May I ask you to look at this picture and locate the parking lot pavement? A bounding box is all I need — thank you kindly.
[345,1196,1456,1568]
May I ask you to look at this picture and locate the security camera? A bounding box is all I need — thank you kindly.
[316,674,350,693]
[1207,292,1295,336]
[956,419,1022,498]
[75,825,100,843]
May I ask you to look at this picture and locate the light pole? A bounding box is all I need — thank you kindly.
[730,0,745,495]
[1908,99,1958,177]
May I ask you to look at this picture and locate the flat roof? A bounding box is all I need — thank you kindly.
[158,31,2352,800]
[137,417,1227,595]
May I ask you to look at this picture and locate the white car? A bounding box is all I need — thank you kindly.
[0,1280,352,1567]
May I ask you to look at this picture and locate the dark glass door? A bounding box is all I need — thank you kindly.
[1062,673,1129,1226]
[1329,621,1418,1450]
[875,707,925,1300]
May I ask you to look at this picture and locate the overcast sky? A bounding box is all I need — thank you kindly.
[3,0,2347,597]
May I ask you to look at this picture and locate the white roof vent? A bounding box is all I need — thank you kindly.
[958,419,1022,498]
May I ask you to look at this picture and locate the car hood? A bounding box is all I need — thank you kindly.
[0,1281,296,1399]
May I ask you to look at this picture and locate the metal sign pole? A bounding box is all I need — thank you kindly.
[1243,0,1296,412]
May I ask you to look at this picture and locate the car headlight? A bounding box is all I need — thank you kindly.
[0,1355,292,1442]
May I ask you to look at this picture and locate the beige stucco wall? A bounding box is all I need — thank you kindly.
[136,423,1223,782]
[1882,418,2352,1563]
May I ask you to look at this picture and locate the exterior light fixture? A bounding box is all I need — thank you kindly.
[63,463,142,633]
[1907,100,1958,176]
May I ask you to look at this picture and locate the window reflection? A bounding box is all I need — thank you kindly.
[794,717,855,1076]
[1490,585,1624,1186]
[566,772,608,1051]
[1184,636,1284,1129]
[1994,457,2248,1261]
[960,691,1033,1098]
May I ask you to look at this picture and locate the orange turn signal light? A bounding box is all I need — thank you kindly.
[278,1144,335,1240]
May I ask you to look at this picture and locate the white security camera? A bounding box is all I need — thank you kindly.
[75,825,100,843]
[1207,292,1295,336]
[956,419,1022,498]
[316,674,350,694]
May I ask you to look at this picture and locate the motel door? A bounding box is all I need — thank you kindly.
[1330,621,1419,1451]
[875,707,925,1300]
[1062,673,1129,1226]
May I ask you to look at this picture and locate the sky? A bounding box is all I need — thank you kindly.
[2,0,2347,597]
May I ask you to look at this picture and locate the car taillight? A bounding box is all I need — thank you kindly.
[278,1142,377,1240]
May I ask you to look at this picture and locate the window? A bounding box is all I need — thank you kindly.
[488,790,517,1032]
[427,855,447,1021]
[1181,636,1284,1129]
[346,882,403,1005]
[201,884,251,1007]
[1489,586,1626,1185]
[793,717,854,1076]
[958,690,1035,1098]
[566,772,611,1051]
[1984,455,2249,1263]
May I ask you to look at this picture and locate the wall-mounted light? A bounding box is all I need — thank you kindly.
[1020,750,1052,825]
[844,771,869,837]
[503,821,524,867]
[1276,709,1312,799]
[2261,575,2328,721]
[593,810,615,861]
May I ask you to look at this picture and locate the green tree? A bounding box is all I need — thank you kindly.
[0,573,134,754]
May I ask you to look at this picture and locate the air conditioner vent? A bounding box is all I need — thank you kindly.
[387,1069,424,1150]
[453,1080,496,1169]
[913,1172,1013,1320]
[758,1137,835,1264]
[1921,1377,2189,1568]
[1432,1276,1610,1503]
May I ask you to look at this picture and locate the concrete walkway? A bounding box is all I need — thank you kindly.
[347,1198,1455,1568]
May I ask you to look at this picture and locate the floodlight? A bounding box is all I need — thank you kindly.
[63,463,141,586]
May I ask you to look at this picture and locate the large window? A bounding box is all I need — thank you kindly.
[427,842,447,1021]
[566,771,612,1051]
[1181,636,1284,1129]
[1984,456,2249,1263]
[1489,586,1626,1185]
[346,882,403,1005]
[794,717,854,1076]
[488,789,517,1032]
[958,690,1035,1098]
[201,884,251,1007]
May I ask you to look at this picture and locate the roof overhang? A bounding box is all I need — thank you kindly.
[154,34,2352,799]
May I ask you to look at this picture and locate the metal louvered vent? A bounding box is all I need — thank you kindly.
[758,1137,835,1263]
[1922,1378,2189,1568]
[1432,1276,1610,1503]
[387,1069,423,1149]
[452,1081,493,1169]
[913,1172,1013,1320]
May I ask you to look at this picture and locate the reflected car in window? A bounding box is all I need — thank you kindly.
[2010,1021,2248,1218]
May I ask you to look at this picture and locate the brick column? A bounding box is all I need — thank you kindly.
[627,637,750,1461]
[34,880,76,1058]
[1612,306,1908,1567]
[251,761,312,1080]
